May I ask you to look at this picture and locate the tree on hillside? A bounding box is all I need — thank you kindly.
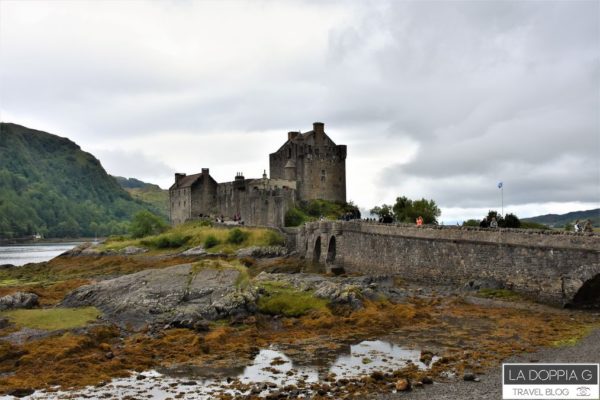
[129,210,168,238]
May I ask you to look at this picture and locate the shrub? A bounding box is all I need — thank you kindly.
[265,230,285,246]
[503,213,521,228]
[284,208,307,227]
[141,232,191,248]
[204,234,220,248]
[129,210,168,238]
[227,228,249,245]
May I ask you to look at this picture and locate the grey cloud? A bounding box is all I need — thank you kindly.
[94,149,175,186]
[0,0,598,216]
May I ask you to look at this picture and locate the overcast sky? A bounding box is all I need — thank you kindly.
[1,0,598,223]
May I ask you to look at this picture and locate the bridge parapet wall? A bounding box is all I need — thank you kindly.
[292,221,600,307]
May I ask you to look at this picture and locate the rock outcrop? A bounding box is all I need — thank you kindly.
[253,273,396,309]
[61,263,257,330]
[0,292,39,311]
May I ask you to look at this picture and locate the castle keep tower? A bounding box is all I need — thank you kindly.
[269,122,347,203]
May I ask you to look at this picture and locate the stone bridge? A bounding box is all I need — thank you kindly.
[285,221,600,308]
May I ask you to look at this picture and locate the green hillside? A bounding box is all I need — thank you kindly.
[522,209,600,228]
[0,123,161,238]
[114,176,169,217]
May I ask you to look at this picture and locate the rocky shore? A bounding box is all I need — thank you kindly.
[0,236,598,399]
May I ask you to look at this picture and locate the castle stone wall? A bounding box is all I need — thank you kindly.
[216,180,296,227]
[169,187,191,225]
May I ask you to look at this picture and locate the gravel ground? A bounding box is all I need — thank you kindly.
[375,327,600,400]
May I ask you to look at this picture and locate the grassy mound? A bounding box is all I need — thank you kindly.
[257,281,329,317]
[102,221,285,254]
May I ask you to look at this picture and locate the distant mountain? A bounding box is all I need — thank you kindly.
[0,123,162,238]
[522,209,600,228]
[114,176,169,217]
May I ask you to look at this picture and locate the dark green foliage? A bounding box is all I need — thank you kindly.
[129,210,168,238]
[370,204,394,219]
[503,213,521,228]
[204,234,219,248]
[0,123,161,238]
[393,196,440,224]
[227,228,249,244]
[462,219,480,227]
[370,196,441,224]
[284,207,308,227]
[485,210,520,228]
[141,233,191,249]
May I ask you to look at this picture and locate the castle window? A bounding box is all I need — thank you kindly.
[288,148,292,159]
[321,170,326,182]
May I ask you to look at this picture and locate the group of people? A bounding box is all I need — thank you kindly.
[573,219,593,233]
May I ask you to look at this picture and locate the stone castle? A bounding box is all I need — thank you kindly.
[169,122,347,227]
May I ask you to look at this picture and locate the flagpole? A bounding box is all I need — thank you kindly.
[498,181,504,217]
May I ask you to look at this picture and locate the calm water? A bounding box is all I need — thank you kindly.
[0,243,79,266]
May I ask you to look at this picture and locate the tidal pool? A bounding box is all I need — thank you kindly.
[15,340,438,399]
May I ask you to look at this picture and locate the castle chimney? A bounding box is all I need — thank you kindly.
[313,122,324,135]
[288,131,300,141]
[201,168,209,174]
[175,173,186,184]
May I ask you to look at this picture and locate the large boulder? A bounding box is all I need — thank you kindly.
[0,292,39,311]
[61,263,257,330]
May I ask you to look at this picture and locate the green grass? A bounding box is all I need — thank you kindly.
[551,326,595,347]
[477,288,522,300]
[1,307,101,330]
[257,281,329,317]
[101,222,285,254]
[190,259,250,289]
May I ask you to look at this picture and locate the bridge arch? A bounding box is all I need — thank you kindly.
[313,236,321,263]
[570,274,600,309]
[326,236,336,264]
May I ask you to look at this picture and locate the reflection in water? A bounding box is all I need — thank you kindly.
[16,340,437,399]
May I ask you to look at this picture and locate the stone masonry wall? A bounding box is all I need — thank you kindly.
[292,221,600,306]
